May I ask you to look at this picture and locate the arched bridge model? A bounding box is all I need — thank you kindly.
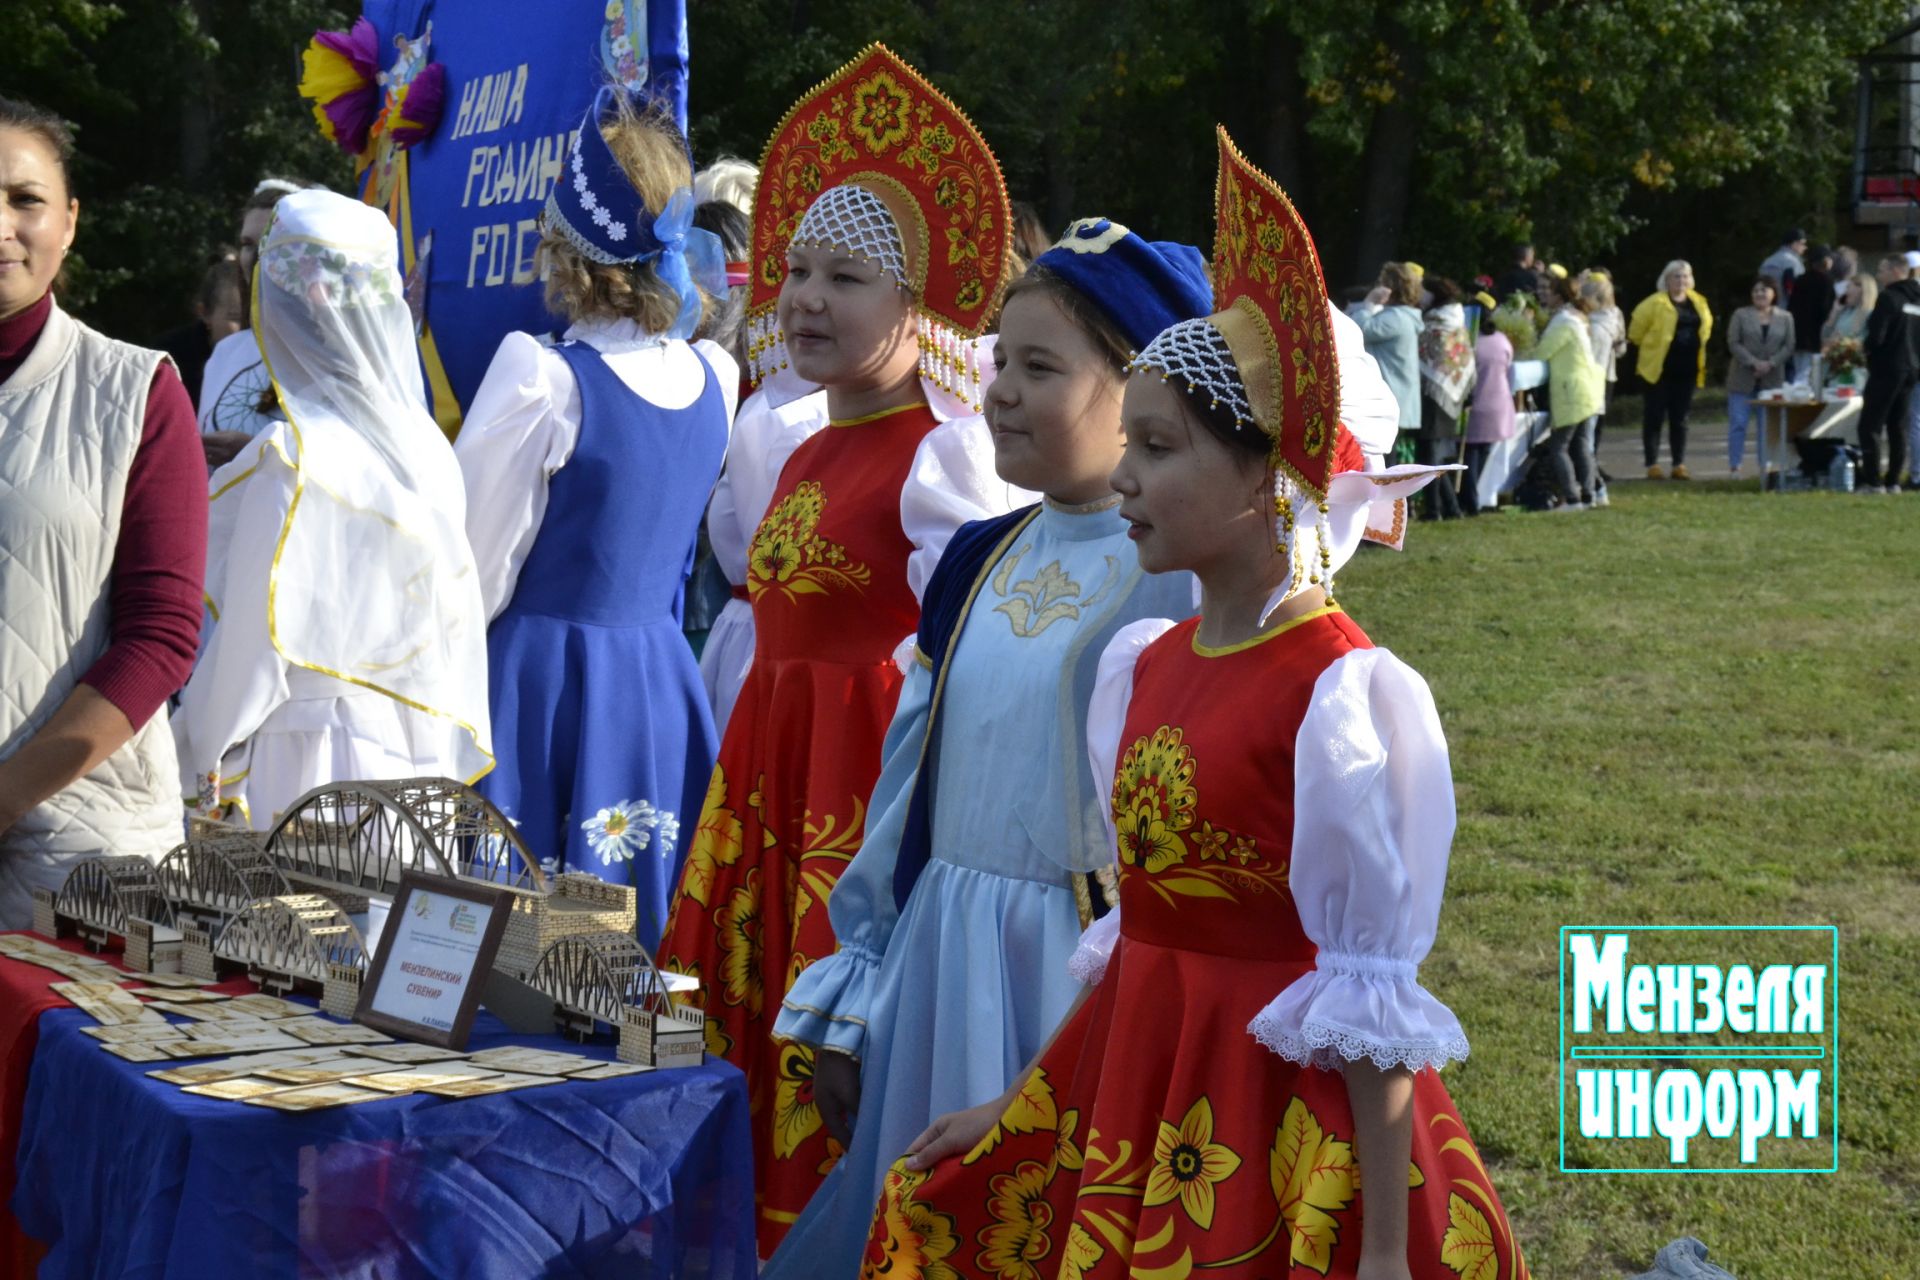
[216,894,367,991]
[265,778,547,898]
[155,831,292,923]
[528,930,681,1028]
[54,855,174,941]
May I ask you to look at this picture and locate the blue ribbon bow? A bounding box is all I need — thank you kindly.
[641,186,727,341]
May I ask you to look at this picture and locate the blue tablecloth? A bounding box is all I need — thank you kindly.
[12,1001,754,1279]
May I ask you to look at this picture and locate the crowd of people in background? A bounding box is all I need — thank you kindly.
[1326,227,1920,517]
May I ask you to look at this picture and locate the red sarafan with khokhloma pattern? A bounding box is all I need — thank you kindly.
[861,609,1531,1280]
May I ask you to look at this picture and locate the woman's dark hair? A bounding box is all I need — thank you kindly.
[999,263,1134,376]
[0,96,76,199]
[1480,311,1499,336]
[1425,275,1462,307]
[1178,379,1269,463]
[693,199,750,260]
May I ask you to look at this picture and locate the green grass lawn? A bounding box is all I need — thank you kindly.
[1334,483,1919,1279]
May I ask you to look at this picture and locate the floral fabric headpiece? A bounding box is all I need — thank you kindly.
[261,237,402,309]
[744,43,1012,410]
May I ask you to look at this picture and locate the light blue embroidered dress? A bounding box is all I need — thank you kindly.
[765,496,1193,1278]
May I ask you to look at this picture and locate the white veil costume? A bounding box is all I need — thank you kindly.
[177,189,492,827]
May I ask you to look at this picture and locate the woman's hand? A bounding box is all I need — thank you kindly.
[903,1095,1008,1171]
[203,431,254,469]
[1366,285,1392,306]
[813,1049,861,1149]
[1754,359,1772,377]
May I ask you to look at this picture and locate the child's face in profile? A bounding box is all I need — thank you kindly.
[1111,373,1270,579]
[778,242,917,391]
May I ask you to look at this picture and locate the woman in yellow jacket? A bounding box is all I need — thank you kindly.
[1533,274,1607,508]
[1628,259,1713,478]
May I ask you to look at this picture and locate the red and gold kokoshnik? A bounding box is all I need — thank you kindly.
[744,43,1013,403]
[1207,125,1344,502]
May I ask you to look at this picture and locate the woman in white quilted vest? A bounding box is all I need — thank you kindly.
[0,98,207,928]
[173,188,493,830]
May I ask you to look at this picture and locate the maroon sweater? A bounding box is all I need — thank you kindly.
[0,292,207,728]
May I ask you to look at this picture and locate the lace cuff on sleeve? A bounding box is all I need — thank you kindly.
[1067,910,1121,986]
[1246,647,1470,1073]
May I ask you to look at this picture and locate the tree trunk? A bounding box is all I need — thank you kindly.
[1258,20,1310,212]
[1349,44,1424,285]
[178,0,213,186]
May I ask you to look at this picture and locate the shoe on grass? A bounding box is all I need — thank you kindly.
[1672,463,1691,480]
[1647,465,1665,479]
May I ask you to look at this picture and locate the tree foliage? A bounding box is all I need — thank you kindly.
[2,0,353,338]
[7,0,1911,341]
[690,0,1912,308]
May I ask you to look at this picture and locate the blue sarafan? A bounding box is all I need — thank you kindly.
[475,339,728,943]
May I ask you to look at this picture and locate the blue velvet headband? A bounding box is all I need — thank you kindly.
[1033,218,1213,352]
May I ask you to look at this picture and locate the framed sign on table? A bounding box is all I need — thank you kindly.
[355,870,511,1049]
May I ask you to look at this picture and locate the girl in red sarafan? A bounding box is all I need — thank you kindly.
[657,44,1025,1254]
[860,128,1530,1280]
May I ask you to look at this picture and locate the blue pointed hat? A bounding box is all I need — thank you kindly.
[543,85,726,338]
[1034,218,1213,352]
[545,85,678,266]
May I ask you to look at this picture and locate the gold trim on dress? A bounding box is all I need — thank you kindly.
[902,506,1044,829]
[828,401,927,428]
[1042,492,1122,515]
[1189,603,1340,657]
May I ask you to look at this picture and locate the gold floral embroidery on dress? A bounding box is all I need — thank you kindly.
[714,867,764,1016]
[748,481,873,602]
[1058,1223,1103,1280]
[676,767,743,909]
[1113,727,1197,873]
[1268,1096,1357,1275]
[963,1068,1059,1164]
[1114,728,1292,907]
[1429,1112,1527,1279]
[1441,1194,1498,1280]
[989,544,1119,639]
[773,1040,825,1158]
[864,1164,963,1280]
[791,796,865,943]
[1144,1097,1242,1230]
[977,1159,1057,1279]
